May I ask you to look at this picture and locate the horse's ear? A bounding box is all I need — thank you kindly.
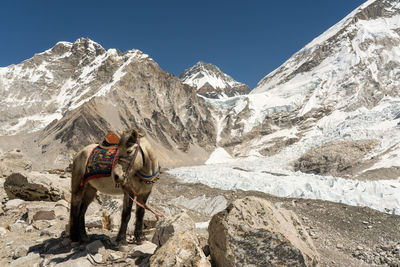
[126,130,138,147]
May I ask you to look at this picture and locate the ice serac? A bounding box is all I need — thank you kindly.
[180,61,250,99]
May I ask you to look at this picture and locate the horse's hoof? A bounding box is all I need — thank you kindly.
[81,235,90,243]
[134,234,147,245]
[111,236,127,247]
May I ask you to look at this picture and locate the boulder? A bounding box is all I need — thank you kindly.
[4,172,69,201]
[152,212,195,247]
[208,196,319,267]
[150,231,211,267]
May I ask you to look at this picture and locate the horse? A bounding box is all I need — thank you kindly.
[68,128,161,245]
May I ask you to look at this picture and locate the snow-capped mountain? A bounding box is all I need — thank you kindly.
[208,0,400,180]
[0,38,152,135]
[253,0,400,115]
[180,61,250,99]
[0,38,217,168]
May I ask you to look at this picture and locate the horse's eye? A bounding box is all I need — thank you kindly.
[127,149,133,154]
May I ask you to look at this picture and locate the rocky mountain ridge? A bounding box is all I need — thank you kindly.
[0,38,218,168]
[180,61,250,99]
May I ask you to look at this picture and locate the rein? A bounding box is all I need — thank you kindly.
[117,138,163,221]
[126,182,163,221]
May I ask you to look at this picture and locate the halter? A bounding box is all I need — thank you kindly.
[117,138,161,183]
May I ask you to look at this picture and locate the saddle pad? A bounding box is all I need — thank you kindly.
[81,146,119,186]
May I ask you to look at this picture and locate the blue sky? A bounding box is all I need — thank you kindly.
[1,0,365,88]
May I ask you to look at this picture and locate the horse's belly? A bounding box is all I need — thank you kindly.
[88,177,123,195]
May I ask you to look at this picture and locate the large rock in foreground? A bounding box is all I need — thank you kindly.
[208,196,319,267]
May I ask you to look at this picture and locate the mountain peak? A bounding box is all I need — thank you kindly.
[252,0,400,115]
[180,61,250,99]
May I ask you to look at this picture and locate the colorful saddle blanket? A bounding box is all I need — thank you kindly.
[81,146,119,186]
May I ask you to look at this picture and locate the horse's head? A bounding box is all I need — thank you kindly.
[112,128,160,187]
[112,129,141,186]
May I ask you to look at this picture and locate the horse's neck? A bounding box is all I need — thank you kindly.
[140,142,158,175]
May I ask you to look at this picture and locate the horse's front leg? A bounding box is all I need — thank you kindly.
[115,191,133,244]
[78,185,97,242]
[134,192,150,244]
[69,188,84,243]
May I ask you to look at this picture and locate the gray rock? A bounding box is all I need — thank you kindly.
[208,196,319,267]
[12,246,28,259]
[0,226,8,235]
[3,199,25,211]
[150,231,211,267]
[25,225,34,233]
[130,241,157,257]
[54,253,92,267]
[108,252,123,261]
[151,212,195,247]
[33,210,55,221]
[54,206,68,219]
[8,223,24,232]
[86,240,104,254]
[10,252,40,267]
[55,199,69,208]
[86,216,103,229]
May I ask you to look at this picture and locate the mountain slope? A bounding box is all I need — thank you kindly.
[0,38,217,168]
[210,0,400,179]
[180,61,250,99]
[253,0,400,115]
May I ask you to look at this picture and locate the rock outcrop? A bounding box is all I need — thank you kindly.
[208,196,319,267]
[294,139,379,176]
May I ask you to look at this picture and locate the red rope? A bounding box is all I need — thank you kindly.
[127,182,163,221]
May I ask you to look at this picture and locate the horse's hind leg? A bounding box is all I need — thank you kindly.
[134,192,150,244]
[115,192,133,244]
[78,185,97,242]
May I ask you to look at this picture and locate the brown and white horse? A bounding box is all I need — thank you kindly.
[68,129,160,245]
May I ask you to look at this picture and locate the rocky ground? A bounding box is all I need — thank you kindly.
[0,167,399,266]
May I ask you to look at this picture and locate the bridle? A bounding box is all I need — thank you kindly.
[116,137,162,220]
[117,138,161,184]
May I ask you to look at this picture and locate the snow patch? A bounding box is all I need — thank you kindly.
[206,148,234,165]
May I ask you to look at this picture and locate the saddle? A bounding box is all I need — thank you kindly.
[81,131,120,186]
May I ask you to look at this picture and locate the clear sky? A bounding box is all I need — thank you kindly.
[1,0,366,89]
